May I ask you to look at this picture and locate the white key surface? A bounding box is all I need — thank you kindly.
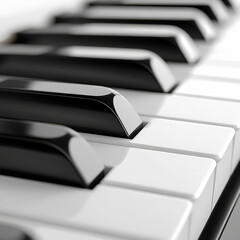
[84,118,234,206]
[77,185,192,240]
[0,215,121,240]
[0,176,192,240]
[175,76,240,102]
[104,148,215,240]
[117,89,240,171]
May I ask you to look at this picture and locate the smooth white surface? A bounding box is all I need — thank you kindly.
[78,185,192,240]
[132,119,234,161]
[104,148,215,200]
[192,62,240,81]
[84,118,234,206]
[117,90,240,130]
[0,176,192,240]
[175,77,240,102]
[117,89,240,171]
[0,216,121,240]
[104,148,215,240]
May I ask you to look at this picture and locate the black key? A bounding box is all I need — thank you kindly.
[221,0,236,9]
[0,118,105,188]
[0,76,142,138]
[0,223,33,240]
[55,6,216,40]
[14,24,199,63]
[86,0,229,22]
[0,45,177,92]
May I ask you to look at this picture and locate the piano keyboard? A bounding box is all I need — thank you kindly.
[0,0,240,239]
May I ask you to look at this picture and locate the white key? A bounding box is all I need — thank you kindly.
[0,215,120,240]
[175,76,240,102]
[0,176,192,240]
[103,148,215,240]
[77,185,192,240]
[205,48,240,64]
[83,118,234,206]
[117,89,240,171]
[192,61,240,81]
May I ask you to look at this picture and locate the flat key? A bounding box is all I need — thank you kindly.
[118,89,240,172]
[0,45,176,92]
[0,215,122,240]
[14,24,199,63]
[86,0,229,22]
[0,76,142,138]
[175,76,240,103]
[55,7,216,40]
[0,118,104,188]
[83,118,235,206]
[103,147,215,240]
[0,176,192,240]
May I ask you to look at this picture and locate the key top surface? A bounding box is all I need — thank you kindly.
[117,90,240,172]
[14,24,200,63]
[55,7,216,40]
[175,76,240,102]
[0,77,142,138]
[86,0,229,22]
[0,215,122,240]
[84,118,235,206]
[0,118,105,188]
[0,45,176,92]
[104,148,215,240]
[0,176,192,240]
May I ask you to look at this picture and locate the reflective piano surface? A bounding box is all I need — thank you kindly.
[1,0,240,240]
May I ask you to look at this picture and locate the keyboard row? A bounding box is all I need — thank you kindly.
[0,1,240,240]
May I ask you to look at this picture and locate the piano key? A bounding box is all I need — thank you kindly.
[0,45,176,92]
[192,61,240,81]
[83,118,235,206]
[86,0,230,22]
[117,90,240,172]
[55,6,216,40]
[0,176,192,240]
[14,23,200,63]
[0,118,104,188]
[204,48,240,64]
[103,148,216,240]
[175,76,240,103]
[0,222,33,240]
[0,76,142,138]
[221,0,237,9]
[0,215,122,240]
[75,185,192,240]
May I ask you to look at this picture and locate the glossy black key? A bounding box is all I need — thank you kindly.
[0,223,33,240]
[0,76,142,138]
[86,0,229,22]
[221,0,236,9]
[55,7,216,40]
[0,118,105,188]
[0,45,176,92]
[14,24,199,63]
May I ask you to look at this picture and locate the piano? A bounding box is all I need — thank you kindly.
[0,0,240,239]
